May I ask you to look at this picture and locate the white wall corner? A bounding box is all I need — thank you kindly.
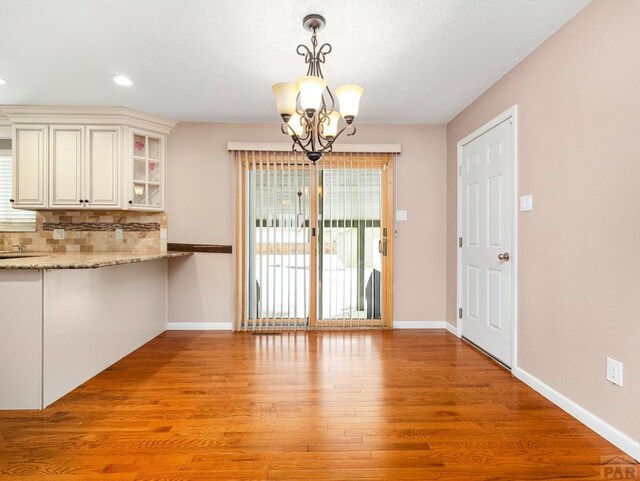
[167,322,233,331]
[393,321,446,329]
[513,367,640,461]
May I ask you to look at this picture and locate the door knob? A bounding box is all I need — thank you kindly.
[498,252,510,261]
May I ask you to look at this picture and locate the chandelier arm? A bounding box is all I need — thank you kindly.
[316,43,332,68]
[283,121,312,148]
[316,130,330,149]
[296,44,313,63]
[324,87,336,114]
[329,124,356,143]
[297,128,314,149]
[286,128,308,153]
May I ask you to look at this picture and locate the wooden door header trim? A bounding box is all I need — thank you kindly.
[227,142,401,154]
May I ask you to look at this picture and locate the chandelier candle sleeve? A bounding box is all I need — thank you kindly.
[297,76,327,115]
[336,85,364,123]
[272,82,299,120]
[321,111,341,138]
[272,14,364,164]
[288,113,305,137]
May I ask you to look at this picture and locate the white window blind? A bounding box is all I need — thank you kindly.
[0,152,36,231]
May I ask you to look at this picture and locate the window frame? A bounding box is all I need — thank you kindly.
[0,134,37,233]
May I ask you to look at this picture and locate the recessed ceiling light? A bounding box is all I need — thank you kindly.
[111,75,133,87]
[0,78,8,85]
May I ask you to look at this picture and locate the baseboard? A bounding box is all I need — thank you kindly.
[393,321,445,329]
[445,322,459,337]
[513,367,640,461]
[167,322,233,331]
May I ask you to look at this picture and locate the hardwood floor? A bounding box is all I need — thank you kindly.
[0,330,634,480]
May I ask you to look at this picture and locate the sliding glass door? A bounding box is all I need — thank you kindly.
[234,150,393,331]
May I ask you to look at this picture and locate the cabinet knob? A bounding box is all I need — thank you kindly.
[84,199,89,204]
[9,199,15,203]
[79,199,84,203]
[128,200,133,205]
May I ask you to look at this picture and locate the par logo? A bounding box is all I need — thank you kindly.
[601,455,638,479]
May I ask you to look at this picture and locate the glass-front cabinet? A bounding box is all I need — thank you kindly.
[126,129,165,211]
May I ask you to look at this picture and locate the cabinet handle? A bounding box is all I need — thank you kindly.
[9,199,15,203]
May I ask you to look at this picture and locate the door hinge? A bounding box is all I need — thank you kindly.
[458,165,463,177]
[458,307,463,319]
[458,237,462,248]
[311,227,316,237]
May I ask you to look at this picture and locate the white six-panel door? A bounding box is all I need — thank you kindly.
[460,118,514,366]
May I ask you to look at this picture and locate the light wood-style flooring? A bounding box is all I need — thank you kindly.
[0,330,635,480]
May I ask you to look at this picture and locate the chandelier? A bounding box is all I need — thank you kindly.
[272,14,364,164]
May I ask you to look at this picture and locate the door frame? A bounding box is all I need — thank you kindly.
[456,105,518,369]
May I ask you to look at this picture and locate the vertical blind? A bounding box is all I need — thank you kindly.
[235,150,313,332]
[0,148,36,231]
[233,148,395,332]
[318,154,383,329]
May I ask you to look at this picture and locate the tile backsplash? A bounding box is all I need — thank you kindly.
[0,210,167,253]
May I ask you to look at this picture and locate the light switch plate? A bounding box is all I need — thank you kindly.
[53,229,65,240]
[160,228,167,240]
[115,228,123,240]
[396,210,408,221]
[520,194,533,212]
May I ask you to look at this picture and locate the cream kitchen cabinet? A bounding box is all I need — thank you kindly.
[125,128,166,211]
[84,126,121,208]
[11,125,48,208]
[49,125,83,207]
[46,125,121,209]
[2,106,175,212]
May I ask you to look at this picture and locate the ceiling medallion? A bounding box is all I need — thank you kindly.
[272,14,364,164]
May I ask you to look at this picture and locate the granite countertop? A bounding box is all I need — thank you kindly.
[0,251,192,269]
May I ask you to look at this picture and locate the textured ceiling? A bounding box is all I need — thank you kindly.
[0,0,591,123]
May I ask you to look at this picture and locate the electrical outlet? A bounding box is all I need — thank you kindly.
[53,229,65,240]
[606,357,623,387]
[115,228,123,240]
[160,228,167,240]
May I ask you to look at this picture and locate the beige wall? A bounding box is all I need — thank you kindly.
[167,123,447,326]
[446,0,640,440]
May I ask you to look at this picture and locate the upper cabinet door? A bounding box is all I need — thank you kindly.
[49,125,83,208]
[12,125,48,207]
[127,129,165,211]
[84,126,121,208]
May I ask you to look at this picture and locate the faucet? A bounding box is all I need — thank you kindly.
[13,243,24,253]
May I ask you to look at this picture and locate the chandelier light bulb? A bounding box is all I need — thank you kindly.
[296,76,327,116]
[336,85,364,123]
[272,82,299,121]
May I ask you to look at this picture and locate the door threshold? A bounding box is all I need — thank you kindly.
[461,336,511,371]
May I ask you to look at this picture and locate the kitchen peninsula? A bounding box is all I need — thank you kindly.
[0,251,191,410]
